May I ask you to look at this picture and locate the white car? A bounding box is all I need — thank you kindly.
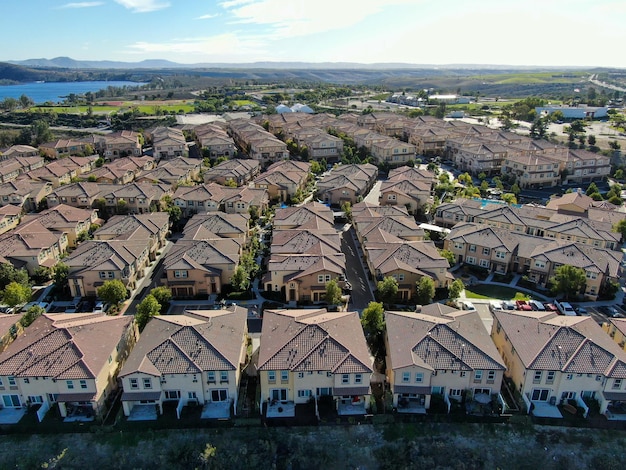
[461,301,476,311]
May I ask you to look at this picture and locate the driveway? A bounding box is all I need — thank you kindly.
[340,225,374,312]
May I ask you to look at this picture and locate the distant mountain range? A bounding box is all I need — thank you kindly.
[6,56,586,71]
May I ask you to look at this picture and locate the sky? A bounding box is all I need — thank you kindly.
[2,0,625,67]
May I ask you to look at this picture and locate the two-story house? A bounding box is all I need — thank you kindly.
[120,306,247,420]
[257,308,373,419]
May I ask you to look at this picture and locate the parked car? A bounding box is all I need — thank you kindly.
[515,300,533,311]
[489,300,503,313]
[460,301,476,311]
[93,300,109,313]
[572,304,589,316]
[543,302,558,312]
[502,300,516,310]
[599,305,623,318]
[528,300,546,311]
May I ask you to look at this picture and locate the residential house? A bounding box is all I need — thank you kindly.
[0,145,40,159]
[64,239,151,297]
[46,182,104,209]
[0,205,21,235]
[385,304,506,413]
[257,308,373,418]
[93,212,170,261]
[119,306,247,419]
[295,131,344,162]
[603,319,626,352]
[203,159,260,187]
[0,313,136,421]
[501,153,561,189]
[162,236,242,298]
[253,160,311,202]
[492,309,626,418]
[21,204,99,248]
[182,212,250,245]
[97,183,172,216]
[272,202,335,231]
[0,180,52,212]
[379,178,432,214]
[194,124,236,158]
[315,163,378,206]
[149,127,188,160]
[0,219,68,273]
[369,137,416,166]
[102,130,142,159]
[39,139,88,159]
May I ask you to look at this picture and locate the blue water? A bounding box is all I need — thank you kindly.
[0,81,145,104]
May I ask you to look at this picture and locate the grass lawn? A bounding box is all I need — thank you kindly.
[465,284,529,300]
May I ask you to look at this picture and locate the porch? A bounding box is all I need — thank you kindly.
[0,406,26,424]
[335,387,370,416]
[531,400,563,419]
[127,404,158,421]
[394,386,430,414]
[121,391,162,420]
[201,399,232,419]
[58,393,97,423]
[603,392,626,420]
[265,399,296,418]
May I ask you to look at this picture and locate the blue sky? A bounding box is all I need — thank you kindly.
[2,0,625,67]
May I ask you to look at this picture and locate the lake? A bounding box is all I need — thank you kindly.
[0,81,146,104]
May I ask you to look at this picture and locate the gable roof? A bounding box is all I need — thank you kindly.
[120,307,247,377]
[257,309,372,374]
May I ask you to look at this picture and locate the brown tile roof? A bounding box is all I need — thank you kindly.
[494,310,626,378]
[386,307,505,372]
[0,313,132,379]
[120,307,247,377]
[257,309,372,374]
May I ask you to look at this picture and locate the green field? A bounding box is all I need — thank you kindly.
[30,102,196,114]
[467,71,587,85]
[464,284,530,300]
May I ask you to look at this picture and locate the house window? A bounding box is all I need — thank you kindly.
[546,371,555,384]
[474,370,483,382]
[268,371,276,382]
[143,378,152,389]
[487,371,496,382]
[482,247,490,256]
[298,389,312,398]
[355,374,363,384]
[280,370,289,383]
[496,251,506,259]
[325,274,331,282]
[533,371,542,384]
[535,261,546,269]
[460,371,467,377]
[207,371,216,383]
[469,245,476,252]
[614,379,622,390]
[479,259,490,268]
[415,373,423,383]
[79,380,87,389]
[402,372,410,383]
[398,274,404,281]
[596,375,602,382]
[174,270,188,278]
[298,372,304,378]
[220,371,229,383]
[130,378,138,389]
[342,374,350,384]
[67,380,74,390]
[566,374,573,380]
[318,275,324,283]
[466,256,476,265]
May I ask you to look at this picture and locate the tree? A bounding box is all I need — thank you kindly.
[614,219,626,241]
[438,249,456,267]
[135,294,161,331]
[340,201,352,222]
[0,263,29,290]
[2,281,30,307]
[325,279,343,306]
[97,279,128,307]
[150,286,172,314]
[377,276,398,305]
[586,181,599,196]
[549,265,586,300]
[510,183,521,196]
[415,277,435,305]
[53,263,69,294]
[230,265,250,291]
[21,305,45,328]
[361,301,386,363]
[501,193,517,205]
[32,266,53,285]
[448,279,465,301]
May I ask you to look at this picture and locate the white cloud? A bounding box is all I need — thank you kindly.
[58,2,103,8]
[123,33,268,61]
[223,0,417,39]
[219,0,255,8]
[114,0,170,13]
[196,13,219,20]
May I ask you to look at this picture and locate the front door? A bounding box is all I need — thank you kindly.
[531,389,550,401]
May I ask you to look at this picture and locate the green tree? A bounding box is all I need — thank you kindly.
[614,219,626,241]
[325,279,343,306]
[360,301,386,363]
[501,193,517,205]
[116,199,130,215]
[135,294,161,331]
[0,263,29,290]
[21,305,45,328]
[2,281,30,307]
[340,201,352,222]
[150,286,172,314]
[510,183,521,196]
[448,279,465,301]
[415,276,435,305]
[549,265,586,300]
[32,266,53,285]
[97,279,128,307]
[53,263,69,294]
[614,169,624,180]
[377,276,398,305]
[438,249,456,267]
[230,265,250,291]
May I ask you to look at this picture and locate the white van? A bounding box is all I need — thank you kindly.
[554,300,576,316]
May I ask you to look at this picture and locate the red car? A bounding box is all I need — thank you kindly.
[516,300,533,311]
